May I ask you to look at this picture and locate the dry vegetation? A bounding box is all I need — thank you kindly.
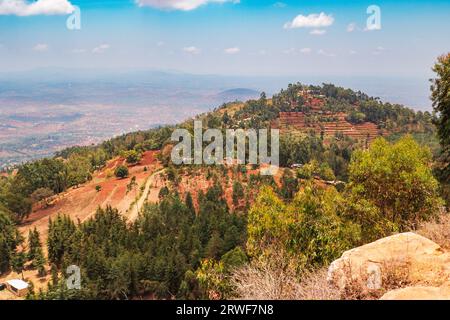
[417,213,450,250]
[231,265,340,300]
[337,258,412,300]
[230,251,340,300]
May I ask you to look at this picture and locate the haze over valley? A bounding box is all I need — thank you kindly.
[0,69,432,169]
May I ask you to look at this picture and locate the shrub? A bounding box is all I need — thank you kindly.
[114,165,129,179]
[247,185,360,270]
[30,187,54,204]
[346,136,443,239]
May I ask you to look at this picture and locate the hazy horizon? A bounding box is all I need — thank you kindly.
[0,67,434,111]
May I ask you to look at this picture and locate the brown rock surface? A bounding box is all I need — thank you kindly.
[380,284,450,300]
[327,232,450,299]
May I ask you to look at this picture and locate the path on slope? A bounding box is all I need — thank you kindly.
[127,168,164,222]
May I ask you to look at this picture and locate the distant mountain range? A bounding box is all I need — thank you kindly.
[213,88,261,103]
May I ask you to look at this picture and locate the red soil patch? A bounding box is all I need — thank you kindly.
[19,151,162,242]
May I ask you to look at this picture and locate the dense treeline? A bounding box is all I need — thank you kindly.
[30,184,246,300]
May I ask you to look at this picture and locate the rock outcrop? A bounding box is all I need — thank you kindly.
[327,232,450,299]
[380,284,450,300]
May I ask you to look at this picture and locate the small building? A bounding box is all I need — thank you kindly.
[6,279,29,297]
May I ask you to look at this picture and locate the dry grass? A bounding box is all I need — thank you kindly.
[230,264,339,300]
[417,213,450,250]
[338,257,412,300]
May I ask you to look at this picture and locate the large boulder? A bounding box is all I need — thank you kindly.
[327,232,450,299]
[380,284,450,300]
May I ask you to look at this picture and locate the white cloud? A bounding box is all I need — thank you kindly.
[347,23,356,32]
[318,49,336,57]
[283,48,296,55]
[284,12,334,29]
[135,0,239,11]
[310,29,326,35]
[224,47,240,54]
[0,0,74,16]
[183,46,201,54]
[92,44,110,54]
[72,48,86,54]
[283,47,311,55]
[33,43,48,52]
[300,48,312,54]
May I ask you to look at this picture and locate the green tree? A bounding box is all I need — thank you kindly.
[114,165,129,179]
[220,246,248,272]
[346,136,443,239]
[66,154,92,187]
[0,210,23,273]
[123,150,142,165]
[0,191,32,221]
[247,185,359,270]
[185,192,195,214]
[431,53,450,181]
[232,181,244,206]
[27,228,46,273]
[47,215,77,266]
[30,187,54,204]
[280,169,298,199]
[11,251,26,279]
[319,163,336,181]
[158,186,170,200]
[126,176,137,193]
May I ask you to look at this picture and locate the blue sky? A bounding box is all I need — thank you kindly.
[0,0,449,77]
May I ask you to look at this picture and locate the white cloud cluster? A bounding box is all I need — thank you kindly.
[284,12,334,29]
[318,49,336,57]
[92,44,110,54]
[224,47,240,54]
[33,43,48,52]
[183,46,201,54]
[310,29,326,35]
[283,47,311,55]
[135,0,239,11]
[299,48,311,54]
[0,0,74,16]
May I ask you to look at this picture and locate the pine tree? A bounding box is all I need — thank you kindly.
[232,181,244,207]
[185,192,195,215]
[27,228,47,276]
[0,210,23,273]
[11,251,26,279]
